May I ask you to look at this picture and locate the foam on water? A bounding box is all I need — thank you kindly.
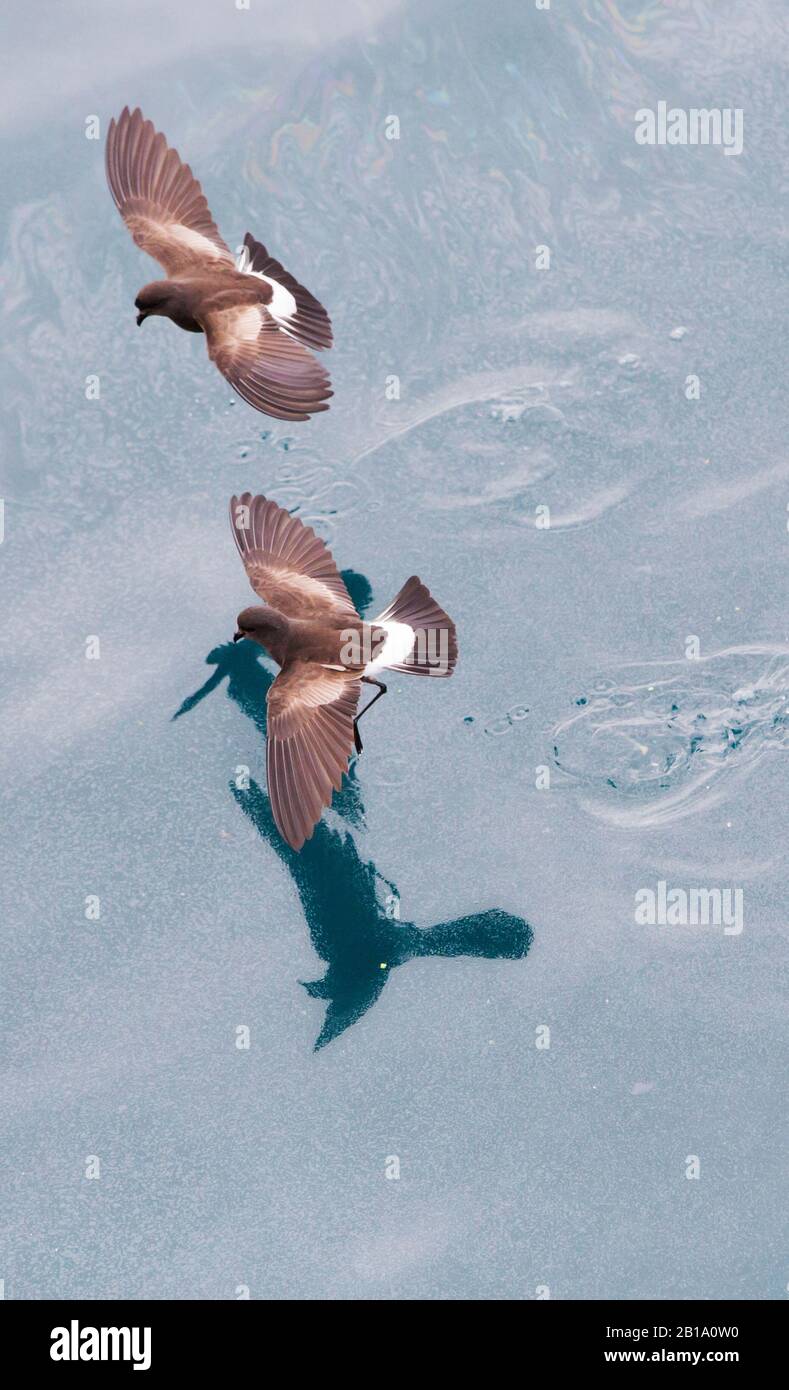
[552,645,789,827]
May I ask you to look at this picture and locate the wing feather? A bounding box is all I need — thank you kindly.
[205,301,332,421]
[237,232,333,351]
[230,492,358,620]
[267,665,361,850]
[106,106,233,275]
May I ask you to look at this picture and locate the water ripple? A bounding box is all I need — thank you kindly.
[551,644,789,827]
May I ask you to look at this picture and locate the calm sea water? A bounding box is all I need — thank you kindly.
[1,0,787,1299]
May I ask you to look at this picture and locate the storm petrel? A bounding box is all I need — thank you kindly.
[105,106,332,420]
[229,493,458,850]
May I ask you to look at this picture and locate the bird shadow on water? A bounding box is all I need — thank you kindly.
[173,570,533,1050]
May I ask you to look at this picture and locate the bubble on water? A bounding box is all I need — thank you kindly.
[508,704,529,721]
[489,385,548,422]
[485,716,513,737]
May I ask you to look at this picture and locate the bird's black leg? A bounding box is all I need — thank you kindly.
[352,678,387,756]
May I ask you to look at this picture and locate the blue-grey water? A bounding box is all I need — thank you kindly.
[1,0,787,1300]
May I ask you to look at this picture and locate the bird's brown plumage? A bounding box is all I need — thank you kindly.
[266,665,362,852]
[230,492,362,849]
[230,493,458,851]
[230,492,358,622]
[106,107,333,421]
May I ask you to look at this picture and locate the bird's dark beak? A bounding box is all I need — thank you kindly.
[233,630,244,643]
[136,312,147,326]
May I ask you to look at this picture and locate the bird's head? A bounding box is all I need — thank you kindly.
[135,281,178,326]
[234,606,287,651]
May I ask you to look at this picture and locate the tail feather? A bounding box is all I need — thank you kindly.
[375,576,458,677]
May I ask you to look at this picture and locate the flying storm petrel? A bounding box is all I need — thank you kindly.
[105,106,333,420]
[230,493,458,850]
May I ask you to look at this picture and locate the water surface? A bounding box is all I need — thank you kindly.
[1,0,787,1299]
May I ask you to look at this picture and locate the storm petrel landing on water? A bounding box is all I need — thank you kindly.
[105,106,333,420]
[229,493,458,851]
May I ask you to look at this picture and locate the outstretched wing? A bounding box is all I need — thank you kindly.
[229,493,358,621]
[267,664,361,850]
[237,232,333,351]
[204,299,332,421]
[106,106,233,276]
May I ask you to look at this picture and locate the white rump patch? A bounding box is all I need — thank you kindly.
[236,245,299,334]
[364,620,414,676]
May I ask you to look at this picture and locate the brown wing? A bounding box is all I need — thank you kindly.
[230,493,358,621]
[204,300,332,421]
[106,106,234,276]
[240,232,333,351]
[267,664,361,850]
